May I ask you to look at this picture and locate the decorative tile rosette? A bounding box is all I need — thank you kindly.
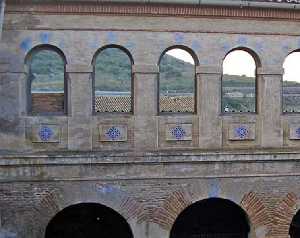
[99,125,128,142]
[296,128,300,139]
[289,124,300,140]
[105,127,122,141]
[234,126,249,140]
[31,124,60,143]
[166,124,192,141]
[229,124,255,141]
[171,126,186,140]
[39,126,54,142]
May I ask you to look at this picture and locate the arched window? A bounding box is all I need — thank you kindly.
[290,209,300,238]
[45,203,133,238]
[93,45,133,113]
[159,47,197,114]
[222,49,257,113]
[26,45,67,115]
[170,198,250,238]
[283,51,300,113]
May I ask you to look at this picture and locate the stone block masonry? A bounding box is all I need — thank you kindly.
[0,1,300,238]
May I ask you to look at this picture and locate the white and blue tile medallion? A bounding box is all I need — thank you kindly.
[100,125,128,142]
[106,127,121,141]
[234,126,249,140]
[171,126,186,140]
[296,128,300,139]
[31,124,61,143]
[289,124,300,140]
[39,126,54,142]
[166,123,192,141]
[229,124,255,141]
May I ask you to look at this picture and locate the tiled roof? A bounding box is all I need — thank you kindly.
[95,96,194,113]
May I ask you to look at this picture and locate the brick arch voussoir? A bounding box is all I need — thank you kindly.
[152,188,195,230]
[269,192,297,238]
[92,183,144,222]
[34,184,145,237]
[32,188,64,238]
[240,192,273,238]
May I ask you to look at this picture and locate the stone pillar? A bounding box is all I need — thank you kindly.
[66,64,93,151]
[133,64,159,151]
[197,65,222,149]
[0,52,26,150]
[258,66,283,148]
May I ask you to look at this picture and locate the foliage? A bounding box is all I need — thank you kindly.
[29,49,300,112]
[30,50,64,91]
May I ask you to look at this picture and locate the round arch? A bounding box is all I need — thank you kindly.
[25,44,67,115]
[158,45,198,114]
[223,47,261,68]
[282,50,300,113]
[92,44,134,65]
[170,198,250,238]
[221,47,260,114]
[158,45,199,66]
[283,48,300,61]
[25,44,67,65]
[45,203,134,238]
[91,44,134,113]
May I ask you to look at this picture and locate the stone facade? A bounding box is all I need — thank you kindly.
[1,1,300,238]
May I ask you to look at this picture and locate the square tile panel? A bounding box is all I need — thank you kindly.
[289,124,300,140]
[31,124,61,143]
[99,125,128,142]
[228,123,256,141]
[166,123,193,141]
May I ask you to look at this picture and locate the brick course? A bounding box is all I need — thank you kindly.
[2,1,300,238]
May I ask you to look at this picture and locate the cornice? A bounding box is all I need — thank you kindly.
[6,2,300,21]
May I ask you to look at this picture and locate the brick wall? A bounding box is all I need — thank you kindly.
[31,93,64,114]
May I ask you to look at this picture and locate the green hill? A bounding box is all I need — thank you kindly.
[30,48,197,92]
[29,49,300,112]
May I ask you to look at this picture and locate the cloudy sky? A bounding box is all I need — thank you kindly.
[168,49,300,82]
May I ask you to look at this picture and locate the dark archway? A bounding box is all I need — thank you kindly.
[170,198,250,238]
[289,210,300,238]
[45,203,134,238]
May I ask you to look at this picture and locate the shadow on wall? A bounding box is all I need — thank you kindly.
[45,203,133,238]
[290,209,300,238]
[170,198,250,238]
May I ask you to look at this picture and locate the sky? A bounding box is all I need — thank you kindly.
[167,49,300,82]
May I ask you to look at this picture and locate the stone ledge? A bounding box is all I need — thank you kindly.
[197,66,222,75]
[2,150,300,166]
[66,64,93,73]
[1,159,300,182]
[257,66,284,76]
[132,64,159,74]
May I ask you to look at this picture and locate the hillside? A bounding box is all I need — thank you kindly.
[31,50,300,91]
[30,49,197,92]
[29,50,300,112]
